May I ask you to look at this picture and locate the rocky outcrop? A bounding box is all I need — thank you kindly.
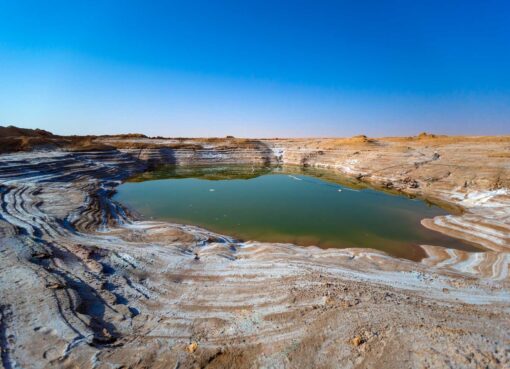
[0,134,509,368]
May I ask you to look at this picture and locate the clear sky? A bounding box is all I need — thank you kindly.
[0,1,509,137]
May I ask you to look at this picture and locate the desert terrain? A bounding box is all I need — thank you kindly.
[0,126,509,368]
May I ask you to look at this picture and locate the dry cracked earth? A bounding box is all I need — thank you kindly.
[0,128,509,369]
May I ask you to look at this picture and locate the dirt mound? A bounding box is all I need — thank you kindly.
[0,125,59,153]
[0,136,61,154]
[99,133,148,139]
[0,126,119,153]
[63,137,116,152]
[0,125,54,138]
[349,134,376,143]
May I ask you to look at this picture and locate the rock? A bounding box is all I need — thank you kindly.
[383,181,394,189]
[32,252,51,259]
[186,341,198,353]
[93,328,117,344]
[402,177,419,188]
[351,336,363,346]
[102,328,112,338]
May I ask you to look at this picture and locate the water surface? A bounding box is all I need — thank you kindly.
[115,165,479,260]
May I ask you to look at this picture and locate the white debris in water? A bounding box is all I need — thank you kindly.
[343,188,360,192]
[209,189,215,192]
[288,175,302,181]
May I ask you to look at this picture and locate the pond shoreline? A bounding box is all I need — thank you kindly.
[115,164,478,261]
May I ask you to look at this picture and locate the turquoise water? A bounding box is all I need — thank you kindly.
[114,166,478,260]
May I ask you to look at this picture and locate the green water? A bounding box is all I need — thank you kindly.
[114,165,479,260]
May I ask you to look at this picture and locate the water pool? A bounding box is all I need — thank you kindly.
[114,165,479,260]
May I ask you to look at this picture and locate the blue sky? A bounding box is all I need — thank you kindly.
[0,1,509,137]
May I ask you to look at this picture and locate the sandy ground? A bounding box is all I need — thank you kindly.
[0,130,509,368]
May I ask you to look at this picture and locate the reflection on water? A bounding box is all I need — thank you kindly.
[115,165,480,261]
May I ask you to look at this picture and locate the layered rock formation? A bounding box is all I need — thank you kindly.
[0,131,509,368]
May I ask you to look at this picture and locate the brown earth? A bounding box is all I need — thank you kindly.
[0,127,509,369]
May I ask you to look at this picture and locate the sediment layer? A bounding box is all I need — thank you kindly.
[0,134,509,368]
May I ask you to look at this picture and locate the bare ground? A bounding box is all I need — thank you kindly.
[0,129,509,368]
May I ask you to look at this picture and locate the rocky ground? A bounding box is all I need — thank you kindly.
[0,127,509,368]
